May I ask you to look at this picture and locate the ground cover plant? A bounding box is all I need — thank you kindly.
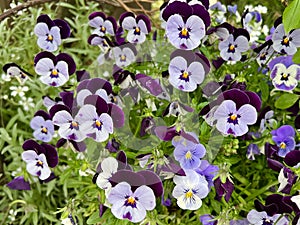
[1,0,300,224]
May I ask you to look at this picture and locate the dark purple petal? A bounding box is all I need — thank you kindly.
[60,91,74,111]
[76,70,90,82]
[53,19,71,39]
[56,53,76,75]
[137,170,163,197]
[86,78,112,95]
[22,139,46,155]
[284,150,300,167]
[216,89,250,109]
[49,104,71,119]
[76,79,90,93]
[69,140,86,152]
[7,176,31,190]
[212,57,225,69]
[116,150,128,170]
[110,170,145,192]
[214,177,234,202]
[99,204,108,218]
[108,103,125,128]
[245,91,261,111]
[136,14,151,33]
[162,2,192,22]
[89,12,106,20]
[154,126,180,141]
[56,138,67,148]
[267,158,283,172]
[140,117,155,137]
[34,51,55,65]
[191,4,211,28]
[233,28,250,41]
[119,12,135,27]
[34,110,51,120]
[105,138,120,153]
[41,143,58,168]
[84,95,109,115]
[37,14,55,28]
[136,73,164,96]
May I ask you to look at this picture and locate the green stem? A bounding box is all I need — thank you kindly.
[245,180,279,202]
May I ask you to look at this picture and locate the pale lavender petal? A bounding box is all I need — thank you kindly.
[169,56,187,76]
[22,150,38,162]
[103,20,115,35]
[52,110,73,125]
[108,182,132,204]
[127,30,146,43]
[137,20,148,34]
[76,89,92,107]
[55,61,69,77]
[30,116,45,130]
[235,36,249,52]
[188,61,205,84]
[89,16,104,28]
[122,16,137,30]
[35,58,54,76]
[133,185,156,210]
[76,104,97,123]
[34,23,49,36]
[100,113,113,133]
[290,29,300,46]
[214,100,236,119]
[272,24,285,42]
[237,104,257,125]
[49,26,61,45]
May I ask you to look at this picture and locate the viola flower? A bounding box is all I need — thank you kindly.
[195,160,219,188]
[271,125,295,157]
[30,112,54,142]
[255,41,275,67]
[270,63,300,91]
[172,170,209,210]
[107,182,156,223]
[218,32,249,61]
[213,100,257,137]
[34,14,70,52]
[111,44,137,67]
[119,12,151,44]
[88,12,117,36]
[247,209,289,225]
[213,177,234,202]
[272,23,300,55]
[52,110,86,142]
[96,157,118,190]
[168,50,209,92]
[246,143,261,160]
[77,104,113,142]
[22,150,51,180]
[7,176,31,190]
[173,133,206,170]
[34,51,76,87]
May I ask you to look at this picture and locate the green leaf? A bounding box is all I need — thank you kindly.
[283,0,300,33]
[274,93,299,109]
[259,81,269,102]
[293,48,300,63]
[87,211,102,224]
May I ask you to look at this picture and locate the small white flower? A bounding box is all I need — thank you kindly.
[10,86,29,97]
[19,97,35,111]
[1,73,11,82]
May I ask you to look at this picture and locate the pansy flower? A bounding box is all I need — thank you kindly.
[21,140,58,181]
[247,209,289,225]
[270,62,300,91]
[162,100,194,117]
[34,14,70,52]
[7,176,31,190]
[271,125,295,157]
[172,132,206,170]
[88,12,117,37]
[254,40,275,67]
[213,177,234,202]
[34,51,76,87]
[95,157,118,190]
[168,50,210,92]
[272,23,300,55]
[30,110,54,142]
[162,1,210,50]
[218,29,250,61]
[213,99,257,136]
[111,44,137,67]
[172,170,209,210]
[107,182,156,223]
[119,12,151,44]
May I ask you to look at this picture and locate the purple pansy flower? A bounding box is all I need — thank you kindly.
[213,100,257,136]
[107,182,155,223]
[162,1,210,50]
[22,150,51,180]
[214,177,234,202]
[112,44,137,67]
[172,170,209,210]
[246,143,261,160]
[271,125,295,157]
[247,209,289,225]
[200,214,217,225]
[52,110,86,142]
[172,133,206,170]
[34,14,70,52]
[30,111,54,142]
[168,50,210,92]
[88,12,117,36]
[195,160,219,188]
[272,23,300,55]
[7,176,31,190]
[218,31,249,61]
[119,12,151,44]
[77,104,113,142]
[34,51,76,87]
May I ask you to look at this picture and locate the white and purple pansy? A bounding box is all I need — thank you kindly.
[22,140,58,180]
[218,29,250,61]
[172,170,209,210]
[271,125,296,157]
[247,209,289,225]
[30,110,54,142]
[108,182,156,223]
[34,14,70,52]
[272,22,300,55]
[168,50,210,92]
[88,12,117,37]
[34,51,76,87]
[162,1,210,50]
[119,12,151,44]
[269,56,300,91]
[111,43,137,67]
[254,40,274,66]
[213,99,257,137]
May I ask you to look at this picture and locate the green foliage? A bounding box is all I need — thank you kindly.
[283,0,300,32]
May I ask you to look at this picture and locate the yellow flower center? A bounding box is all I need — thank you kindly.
[181,28,188,37]
[47,34,53,41]
[282,73,288,78]
[185,190,193,198]
[41,127,48,133]
[230,114,237,121]
[37,160,43,166]
[120,55,126,61]
[95,120,102,128]
[101,26,106,32]
[71,121,79,128]
[283,37,289,44]
[51,69,58,76]
[182,71,189,79]
[135,27,140,33]
[185,151,192,159]
[229,44,235,51]
[127,196,136,204]
[280,142,286,149]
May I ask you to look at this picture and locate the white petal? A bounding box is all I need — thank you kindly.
[35,58,54,76]
[22,150,38,162]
